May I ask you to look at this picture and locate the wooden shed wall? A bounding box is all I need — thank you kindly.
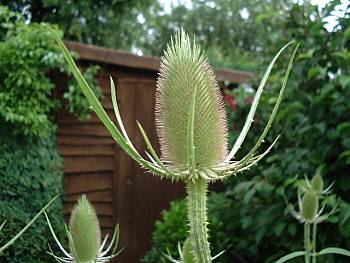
[56,63,185,262]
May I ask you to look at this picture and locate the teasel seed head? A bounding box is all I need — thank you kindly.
[182,237,195,263]
[69,195,101,262]
[301,190,319,222]
[156,29,228,168]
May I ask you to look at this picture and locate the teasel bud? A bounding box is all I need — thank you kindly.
[311,173,324,193]
[182,237,195,263]
[69,195,101,262]
[301,190,319,222]
[156,29,228,168]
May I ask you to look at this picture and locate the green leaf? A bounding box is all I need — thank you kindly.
[338,75,350,89]
[307,66,326,80]
[240,42,299,163]
[318,247,350,257]
[227,41,296,160]
[274,251,305,263]
[336,122,350,137]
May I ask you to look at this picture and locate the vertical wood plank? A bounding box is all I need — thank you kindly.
[114,79,137,262]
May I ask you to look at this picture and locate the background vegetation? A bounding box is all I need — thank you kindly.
[0,5,101,261]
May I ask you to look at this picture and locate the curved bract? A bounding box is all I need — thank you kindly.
[156,30,227,168]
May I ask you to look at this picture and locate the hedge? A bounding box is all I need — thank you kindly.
[0,122,65,262]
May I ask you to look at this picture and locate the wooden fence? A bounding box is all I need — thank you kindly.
[54,41,252,262]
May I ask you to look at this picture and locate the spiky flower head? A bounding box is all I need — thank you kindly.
[301,190,319,222]
[156,29,228,168]
[69,195,101,262]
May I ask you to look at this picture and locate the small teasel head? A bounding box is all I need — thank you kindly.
[182,237,195,263]
[46,194,121,263]
[156,29,228,169]
[301,190,319,222]
[311,168,324,193]
[69,194,101,262]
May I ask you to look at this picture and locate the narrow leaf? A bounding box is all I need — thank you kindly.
[110,77,135,148]
[226,41,295,161]
[241,43,299,162]
[275,251,306,263]
[318,247,350,257]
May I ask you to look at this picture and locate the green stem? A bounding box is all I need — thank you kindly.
[304,223,311,263]
[312,223,317,263]
[186,177,211,263]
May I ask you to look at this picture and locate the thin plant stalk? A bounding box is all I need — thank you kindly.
[0,196,57,254]
[312,223,317,263]
[304,223,311,263]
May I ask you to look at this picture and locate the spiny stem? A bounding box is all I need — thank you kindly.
[186,177,211,263]
[304,223,311,263]
[312,223,317,263]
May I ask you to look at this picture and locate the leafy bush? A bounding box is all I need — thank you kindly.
[0,122,65,262]
[223,3,350,261]
[0,5,102,138]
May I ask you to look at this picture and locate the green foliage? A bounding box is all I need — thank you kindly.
[143,193,236,263]
[0,6,64,137]
[140,0,288,71]
[2,0,156,50]
[222,1,350,262]
[143,200,188,263]
[0,123,65,262]
[0,5,102,138]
